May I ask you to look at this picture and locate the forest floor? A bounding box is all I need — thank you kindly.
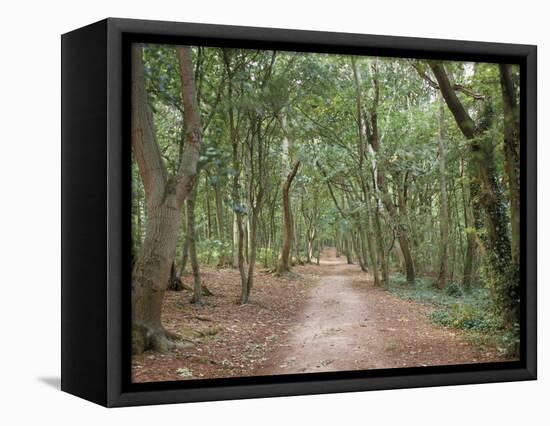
[132,248,510,383]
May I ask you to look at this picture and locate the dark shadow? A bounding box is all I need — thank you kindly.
[38,376,61,390]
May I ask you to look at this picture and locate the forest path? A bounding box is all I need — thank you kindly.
[258,247,498,375]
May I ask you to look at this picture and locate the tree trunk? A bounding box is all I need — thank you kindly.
[366,198,382,286]
[232,212,239,268]
[131,45,201,354]
[132,194,183,354]
[187,187,203,304]
[358,223,370,269]
[223,50,248,302]
[460,158,476,291]
[168,261,183,291]
[378,180,416,284]
[316,240,321,265]
[244,217,250,264]
[436,94,449,289]
[179,227,190,276]
[277,160,300,274]
[244,207,260,304]
[344,235,353,265]
[499,64,520,265]
[213,176,227,267]
[294,215,303,265]
[204,177,213,240]
[352,235,368,272]
[306,227,315,264]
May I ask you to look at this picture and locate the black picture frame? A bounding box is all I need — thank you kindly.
[61,17,537,407]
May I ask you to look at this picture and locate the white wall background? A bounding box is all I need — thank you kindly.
[0,0,545,423]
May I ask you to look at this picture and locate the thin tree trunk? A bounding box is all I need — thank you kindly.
[352,235,368,272]
[461,158,476,291]
[179,211,190,276]
[344,235,353,264]
[223,50,249,302]
[316,240,321,265]
[278,160,300,273]
[244,208,260,304]
[187,187,203,304]
[365,194,382,286]
[436,94,449,289]
[204,177,212,239]
[232,212,239,268]
[214,177,227,267]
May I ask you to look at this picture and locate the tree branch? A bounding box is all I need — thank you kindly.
[410,60,485,100]
[131,44,168,210]
[429,61,477,139]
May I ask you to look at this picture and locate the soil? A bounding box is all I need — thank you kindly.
[132,248,510,383]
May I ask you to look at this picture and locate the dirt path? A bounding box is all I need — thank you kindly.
[259,248,504,375]
[133,247,507,383]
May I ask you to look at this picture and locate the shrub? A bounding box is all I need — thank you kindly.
[429,302,501,333]
[445,282,464,297]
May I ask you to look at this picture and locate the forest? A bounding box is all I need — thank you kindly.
[131,43,520,382]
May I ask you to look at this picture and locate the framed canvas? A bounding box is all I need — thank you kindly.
[61,18,537,407]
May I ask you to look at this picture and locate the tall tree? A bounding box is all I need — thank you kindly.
[352,58,416,284]
[131,45,201,354]
[430,61,518,326]
[277,112,301,274]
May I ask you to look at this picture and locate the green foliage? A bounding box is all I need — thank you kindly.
[430,303,500,332]
[388,273,518,356]
[445,282,464,297]
[197,238,232,263]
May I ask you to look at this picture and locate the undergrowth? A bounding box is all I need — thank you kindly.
[387,274,519,357]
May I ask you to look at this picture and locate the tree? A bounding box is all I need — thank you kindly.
[277,112,301,274]
[131,45,201,354]
[430,61,518,326]
[352,58,416,284]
